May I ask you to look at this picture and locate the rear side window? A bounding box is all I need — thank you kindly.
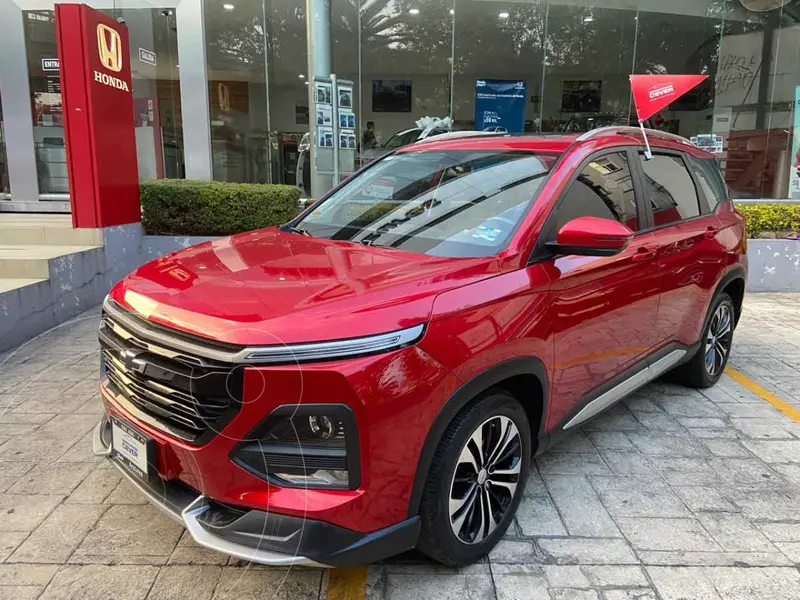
[639,154,701,227]
[550,151,639,235]
[688,156,728,214]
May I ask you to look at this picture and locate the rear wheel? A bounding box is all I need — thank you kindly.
[671,293,736,388]
[417,390,530,566]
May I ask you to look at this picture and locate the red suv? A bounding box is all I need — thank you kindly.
[94,127,747,567]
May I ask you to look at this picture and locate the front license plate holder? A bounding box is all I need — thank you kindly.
[110,416,155,480]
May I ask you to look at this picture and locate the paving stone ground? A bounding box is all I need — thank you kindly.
[0,294,799,599]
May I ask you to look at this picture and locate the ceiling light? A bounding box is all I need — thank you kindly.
[408,8,420,15]
[583,16,594,22]
[299,74,305,78]
[223,3,234,9]
[498,11,509,19]
[449,8,454,14]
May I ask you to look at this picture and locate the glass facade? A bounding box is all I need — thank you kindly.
[24,10,68,194]
[1,0,184,203]
[0,0,799,206]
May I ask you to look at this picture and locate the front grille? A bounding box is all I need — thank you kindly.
[99,303,244,444]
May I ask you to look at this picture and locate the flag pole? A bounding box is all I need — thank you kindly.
[639,119,653,161]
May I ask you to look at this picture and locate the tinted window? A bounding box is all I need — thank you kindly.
[296,149,559,257]
[551,152,639,235]
[639,154,701,226]
[688,156,728,214]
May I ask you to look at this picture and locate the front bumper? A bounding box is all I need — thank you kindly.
[93,417,419,567]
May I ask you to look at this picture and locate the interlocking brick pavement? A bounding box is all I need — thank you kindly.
[0,295,799,599]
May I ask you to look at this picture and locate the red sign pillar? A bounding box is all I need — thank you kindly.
[55,4,140,228]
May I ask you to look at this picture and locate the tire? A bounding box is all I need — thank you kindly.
[416,389,531,566]
[671,293,736,389]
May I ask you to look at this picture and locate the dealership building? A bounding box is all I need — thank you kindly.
[0,0,798,212]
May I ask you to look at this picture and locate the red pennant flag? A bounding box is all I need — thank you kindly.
[630,74,708,123]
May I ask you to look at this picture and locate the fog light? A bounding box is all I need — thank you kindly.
[232,404,360,490]
[309,415,334,440]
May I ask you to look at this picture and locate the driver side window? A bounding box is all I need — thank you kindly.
[550,151,640,237]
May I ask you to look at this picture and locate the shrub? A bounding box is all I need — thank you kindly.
[140,180,301,236]
[737,202,800,238]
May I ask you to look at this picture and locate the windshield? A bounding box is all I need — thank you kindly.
[383,129,421,149]
[294,148,559,257]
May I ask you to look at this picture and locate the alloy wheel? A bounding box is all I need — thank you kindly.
[705,303,733,377]
[448,415,522,544]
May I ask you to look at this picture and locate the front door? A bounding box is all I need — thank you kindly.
[542,149,661,427]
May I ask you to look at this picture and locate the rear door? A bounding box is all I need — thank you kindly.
[541,148,662,426]
[636,150,727,347]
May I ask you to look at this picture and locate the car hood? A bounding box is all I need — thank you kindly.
[109,228,500,346]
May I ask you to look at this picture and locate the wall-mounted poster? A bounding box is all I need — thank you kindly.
[318,126,333,148]
[315,81,332,106]
[339,86,353,109]
[372,80,411,112]
[474,79,526,133]
[562,80,602,113]
[339,111,355,130]
[316,105,332,126]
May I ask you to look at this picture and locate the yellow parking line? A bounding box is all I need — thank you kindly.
[326,566,367,600]
[725,366,800,423]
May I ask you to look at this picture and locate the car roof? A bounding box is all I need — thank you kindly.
[391,128,423,137]
[396,130,716,159]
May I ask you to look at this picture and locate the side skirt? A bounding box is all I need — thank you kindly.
[534,342,698,454]
[563,349,686,430]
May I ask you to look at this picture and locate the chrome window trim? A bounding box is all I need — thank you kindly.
[102,297,425,365]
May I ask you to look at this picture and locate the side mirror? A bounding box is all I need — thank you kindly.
[547,216,634,257]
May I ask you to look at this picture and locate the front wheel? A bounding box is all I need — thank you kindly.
[416,390,531,566]
[671,293,736,388]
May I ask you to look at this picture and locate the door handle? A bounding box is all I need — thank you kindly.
[632,248,657,262]
[703,226,719,240]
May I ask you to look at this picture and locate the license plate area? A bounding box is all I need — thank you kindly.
[111,416,155,480]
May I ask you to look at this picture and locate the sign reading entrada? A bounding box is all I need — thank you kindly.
[93,23,129,92]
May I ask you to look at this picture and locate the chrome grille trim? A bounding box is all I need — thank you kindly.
[103,297,425,365]
[99,302,243,443]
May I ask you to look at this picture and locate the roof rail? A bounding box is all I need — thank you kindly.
[576,126,693,147]
[414,130,508,144]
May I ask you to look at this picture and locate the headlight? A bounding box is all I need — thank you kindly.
[231,404,360,490]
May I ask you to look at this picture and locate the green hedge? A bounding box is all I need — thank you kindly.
[140,180,301,236]
[737,203,800,238]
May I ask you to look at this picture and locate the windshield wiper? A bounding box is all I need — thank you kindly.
[288,226,312,237]
[357,239,398,250]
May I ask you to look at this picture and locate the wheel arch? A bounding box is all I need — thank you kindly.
[711,267,747,328]
[406,356,548,518]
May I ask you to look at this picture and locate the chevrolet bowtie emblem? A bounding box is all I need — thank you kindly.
[120,349,147,375]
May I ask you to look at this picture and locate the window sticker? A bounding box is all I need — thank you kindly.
[472,226,502,242]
